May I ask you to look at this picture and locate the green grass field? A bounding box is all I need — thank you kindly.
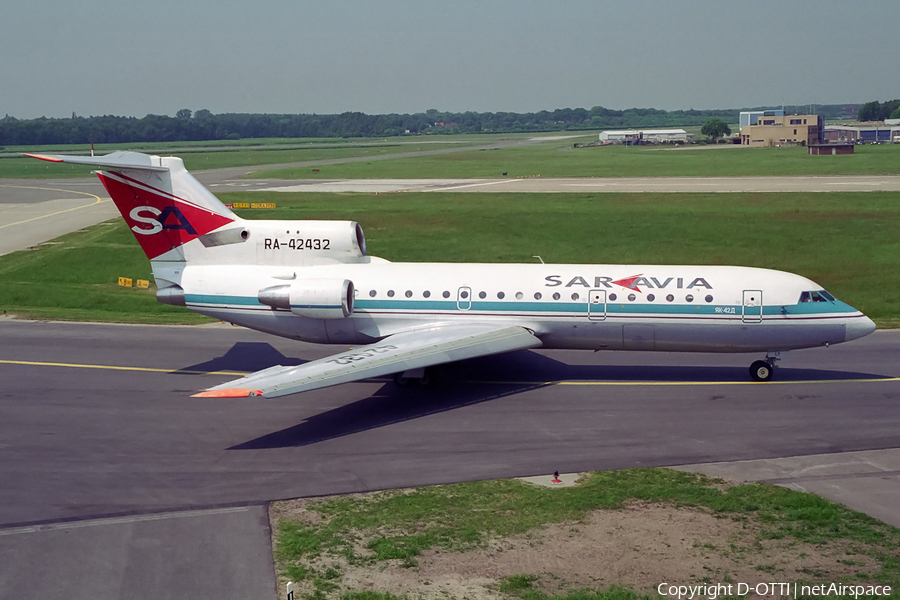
[249,143,900,180]
[0,143,431,179]
[271,468,900,599]
[1,190,897,326]
[0,132,587,179]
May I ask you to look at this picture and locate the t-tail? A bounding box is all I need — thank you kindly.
[26,151,370,309]
[27,151,238,262]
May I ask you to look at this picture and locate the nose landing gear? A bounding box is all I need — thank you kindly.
[749,352,783,382]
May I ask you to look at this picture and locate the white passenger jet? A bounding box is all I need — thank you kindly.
[28,151,876,397]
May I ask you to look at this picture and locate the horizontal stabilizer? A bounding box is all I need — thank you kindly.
[25,151,169,171]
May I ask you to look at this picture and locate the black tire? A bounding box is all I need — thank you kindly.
[749,360,773,382]
[419,367,439,387]
[393,373,410,387]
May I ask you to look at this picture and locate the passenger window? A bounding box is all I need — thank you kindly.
[405,290,413,298]
[647,294,655,302]
[478,291,486,299]
[609,293,617,301]
[534,292,542,300]
[571,292,580,301]
[552,292,560,300]
[497,291,505,299]
[387,290,395,298]
[515,292,524,300]
[627,293,636,301]
[442,291,450,298]
[666,294,674,302]
[369,290,377,297]
[423,291,431,298]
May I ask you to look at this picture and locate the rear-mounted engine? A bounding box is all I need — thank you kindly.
[258,279,354,319]
[247,221,367,265]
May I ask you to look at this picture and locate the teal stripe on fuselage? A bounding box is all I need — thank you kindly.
[777,300,858,315]
[186,294,260,306]
[184,294,857,317]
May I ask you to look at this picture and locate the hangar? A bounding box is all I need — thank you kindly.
[598,128,692,144]
[823,121,900,143]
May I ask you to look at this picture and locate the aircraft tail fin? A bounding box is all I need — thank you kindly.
[26,151,238,261]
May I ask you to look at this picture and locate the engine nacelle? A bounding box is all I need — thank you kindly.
[247,220,368,266]
[258,279,354,319]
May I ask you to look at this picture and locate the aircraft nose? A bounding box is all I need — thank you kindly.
[845,315,876,341]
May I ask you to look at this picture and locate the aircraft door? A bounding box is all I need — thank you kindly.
[742,290,763,323]
[457,286,472,310]
[588,289,607,321]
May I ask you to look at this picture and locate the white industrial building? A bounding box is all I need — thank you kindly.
[599,128,692,144]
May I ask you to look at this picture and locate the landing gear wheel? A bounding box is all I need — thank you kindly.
[392,373,411,387]
[749,360,773,382]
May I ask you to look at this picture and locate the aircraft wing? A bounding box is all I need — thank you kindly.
[193,323,542,398]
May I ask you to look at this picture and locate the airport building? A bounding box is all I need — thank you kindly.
[739,109,784,127]
[823,121,900,143]
[598,128,692,144]
[738,112,823,147]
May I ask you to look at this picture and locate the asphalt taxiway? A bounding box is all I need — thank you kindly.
[255,174,900,194]
[0,319,898,598]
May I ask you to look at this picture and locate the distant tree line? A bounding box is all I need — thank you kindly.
[0,103,863,146]
[857,99,900,122]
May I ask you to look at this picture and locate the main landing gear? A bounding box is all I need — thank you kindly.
[392,367,436,388]
[749,352,783,382]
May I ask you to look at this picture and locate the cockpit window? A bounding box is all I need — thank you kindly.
[800,290,835,303]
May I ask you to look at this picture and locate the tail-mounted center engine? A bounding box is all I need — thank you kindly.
[258,279,354,319]
[251,221,368,266]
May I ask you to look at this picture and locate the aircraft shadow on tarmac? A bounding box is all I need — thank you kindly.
[223,347,886,450]
[176,342,304,374]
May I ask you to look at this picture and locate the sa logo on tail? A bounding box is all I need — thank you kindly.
[129,206,198,236]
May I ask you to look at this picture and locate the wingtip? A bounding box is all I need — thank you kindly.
[191,388,264,398]
[24,153,62,162]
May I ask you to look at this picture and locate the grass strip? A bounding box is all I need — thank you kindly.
[0,144,420,179]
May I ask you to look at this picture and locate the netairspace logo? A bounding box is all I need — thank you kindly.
[657,582,893,599]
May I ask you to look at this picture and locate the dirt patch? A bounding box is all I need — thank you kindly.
[271,498,880,599]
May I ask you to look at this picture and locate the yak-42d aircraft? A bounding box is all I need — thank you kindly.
[28,151,876,397]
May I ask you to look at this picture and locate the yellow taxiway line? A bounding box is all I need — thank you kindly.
[1,358,898,387]
[0,185,109,230]
[0,358,248,377]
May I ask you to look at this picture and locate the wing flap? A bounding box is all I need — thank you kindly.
[194,323,541,398]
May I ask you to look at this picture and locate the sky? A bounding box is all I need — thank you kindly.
[2,0,898,119]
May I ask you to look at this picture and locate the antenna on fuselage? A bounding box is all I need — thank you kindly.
[532,255,545,264]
